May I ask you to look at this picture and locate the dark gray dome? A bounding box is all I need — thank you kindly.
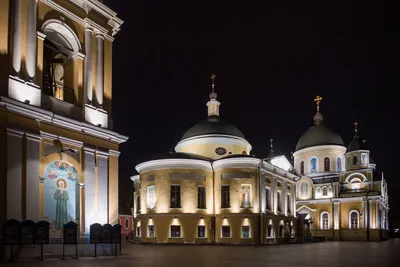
[296,125,344,151]
[181,115,245,141]
[346,138,368,152]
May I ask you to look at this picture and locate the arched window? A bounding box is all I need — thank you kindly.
[349,211,359,229]
[300,182,308,198]
[321,212,329,230]
[316,187,321,196]
[337,158,342,172]
[324,157,330,171]
[322,187,328,196]
[300,161,305,175]
[353,156,358,165]
[279,225,285,237]
[267,224,274,237]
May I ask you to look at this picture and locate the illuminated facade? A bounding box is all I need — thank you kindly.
[294,96,389,241]
[132,75,298,245]
[0,0,128,238]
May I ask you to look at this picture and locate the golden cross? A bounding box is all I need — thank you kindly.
[314,95,323,111]
[210,73,216,92]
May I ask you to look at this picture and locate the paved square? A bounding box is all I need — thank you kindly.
[5,239,399,267]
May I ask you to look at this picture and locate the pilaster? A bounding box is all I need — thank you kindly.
[25,132,41,221]
[26,0,37,81]
[97,150,109,224]
[83,146,96,233]
[6,128,24,220]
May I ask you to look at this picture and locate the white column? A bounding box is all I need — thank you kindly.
[259,172,264,212]
[26,0,37,80]
[84,146,96,232]
[292,184,296,216]
[7,129,24,220]
[334,202,339,230]
[11,0,22,74]
[283,181,287,216]
[84,27,93,104]
[25,133,41,221]
[375,201,379,229]
[273,178,277,213]
[363,200,368,228]
[95,32,104,108]
[97,151,108,224]
[369,200,373,229]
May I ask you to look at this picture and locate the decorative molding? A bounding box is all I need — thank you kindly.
[170,173,206,181]
[293,145,347,157]
[96,149,109,158]
[213,157,259,171]
[37,31,46,40]
[109,149,121,157]
[0,97,128,144]
[83,145,96,154]
[131,175,140,183]
[136,159,212,173]
[26,132,41,141]
[6,128,25,137]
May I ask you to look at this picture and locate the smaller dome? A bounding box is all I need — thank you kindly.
[346,138,368,153]
[296,125,344,151]
[181,115,245,141]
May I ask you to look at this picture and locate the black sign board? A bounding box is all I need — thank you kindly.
[101,224,112,243]
[36,221,50,244]
[111,224,122,243]
[90,223,103,244]
[20,220,36,244]
[63,221,78,244]
[2,219,21,244]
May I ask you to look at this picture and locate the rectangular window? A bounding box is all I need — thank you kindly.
[125,218,129,229]
[198,186,206,209]
[241,226,250,238]
[265,188,271,210]
[287,194,291,213]
[277,191,282,212]
[136,226,141,237]
[198,226,206,238]
[170,225,181,238]
[170,185,181,208]
[221,185,230,208]
[221,226,230,238]
[136,195,141,213]
[148,225,155,238]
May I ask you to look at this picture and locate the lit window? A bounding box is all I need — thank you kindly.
[171,225,181,238]
[198,226,206,238]
[350,211,359,229]
[148,225,155,238]
[241,226,251,238]
[221,226,230,238]
[322,213,329,230]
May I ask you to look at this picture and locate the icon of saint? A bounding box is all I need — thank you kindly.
[54,179,69,230]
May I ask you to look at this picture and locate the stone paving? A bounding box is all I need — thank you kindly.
[4,239,399,267]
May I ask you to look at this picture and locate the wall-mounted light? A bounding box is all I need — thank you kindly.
[149,217,152,219]
[224,217,227,219]
[245,216,248,219]
[24,99,30,104]
[201,217,204,219]
[174,216,177,219]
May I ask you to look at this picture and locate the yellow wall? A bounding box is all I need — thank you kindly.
[294,147,345,174]
[177,142,249,160]
[108,154,119,224]
[0,0,9,93]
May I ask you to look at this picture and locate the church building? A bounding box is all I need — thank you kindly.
[132,74,299,245]
[0,0,128,239]
[294,96,389,241]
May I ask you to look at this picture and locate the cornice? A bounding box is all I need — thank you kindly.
[136,159,212,173]
[293,145,347,157]
[213,157,260,171]
[1,97,128,144]
[40,0,122,42]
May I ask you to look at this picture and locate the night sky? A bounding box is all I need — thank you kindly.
[103,1,397,228]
